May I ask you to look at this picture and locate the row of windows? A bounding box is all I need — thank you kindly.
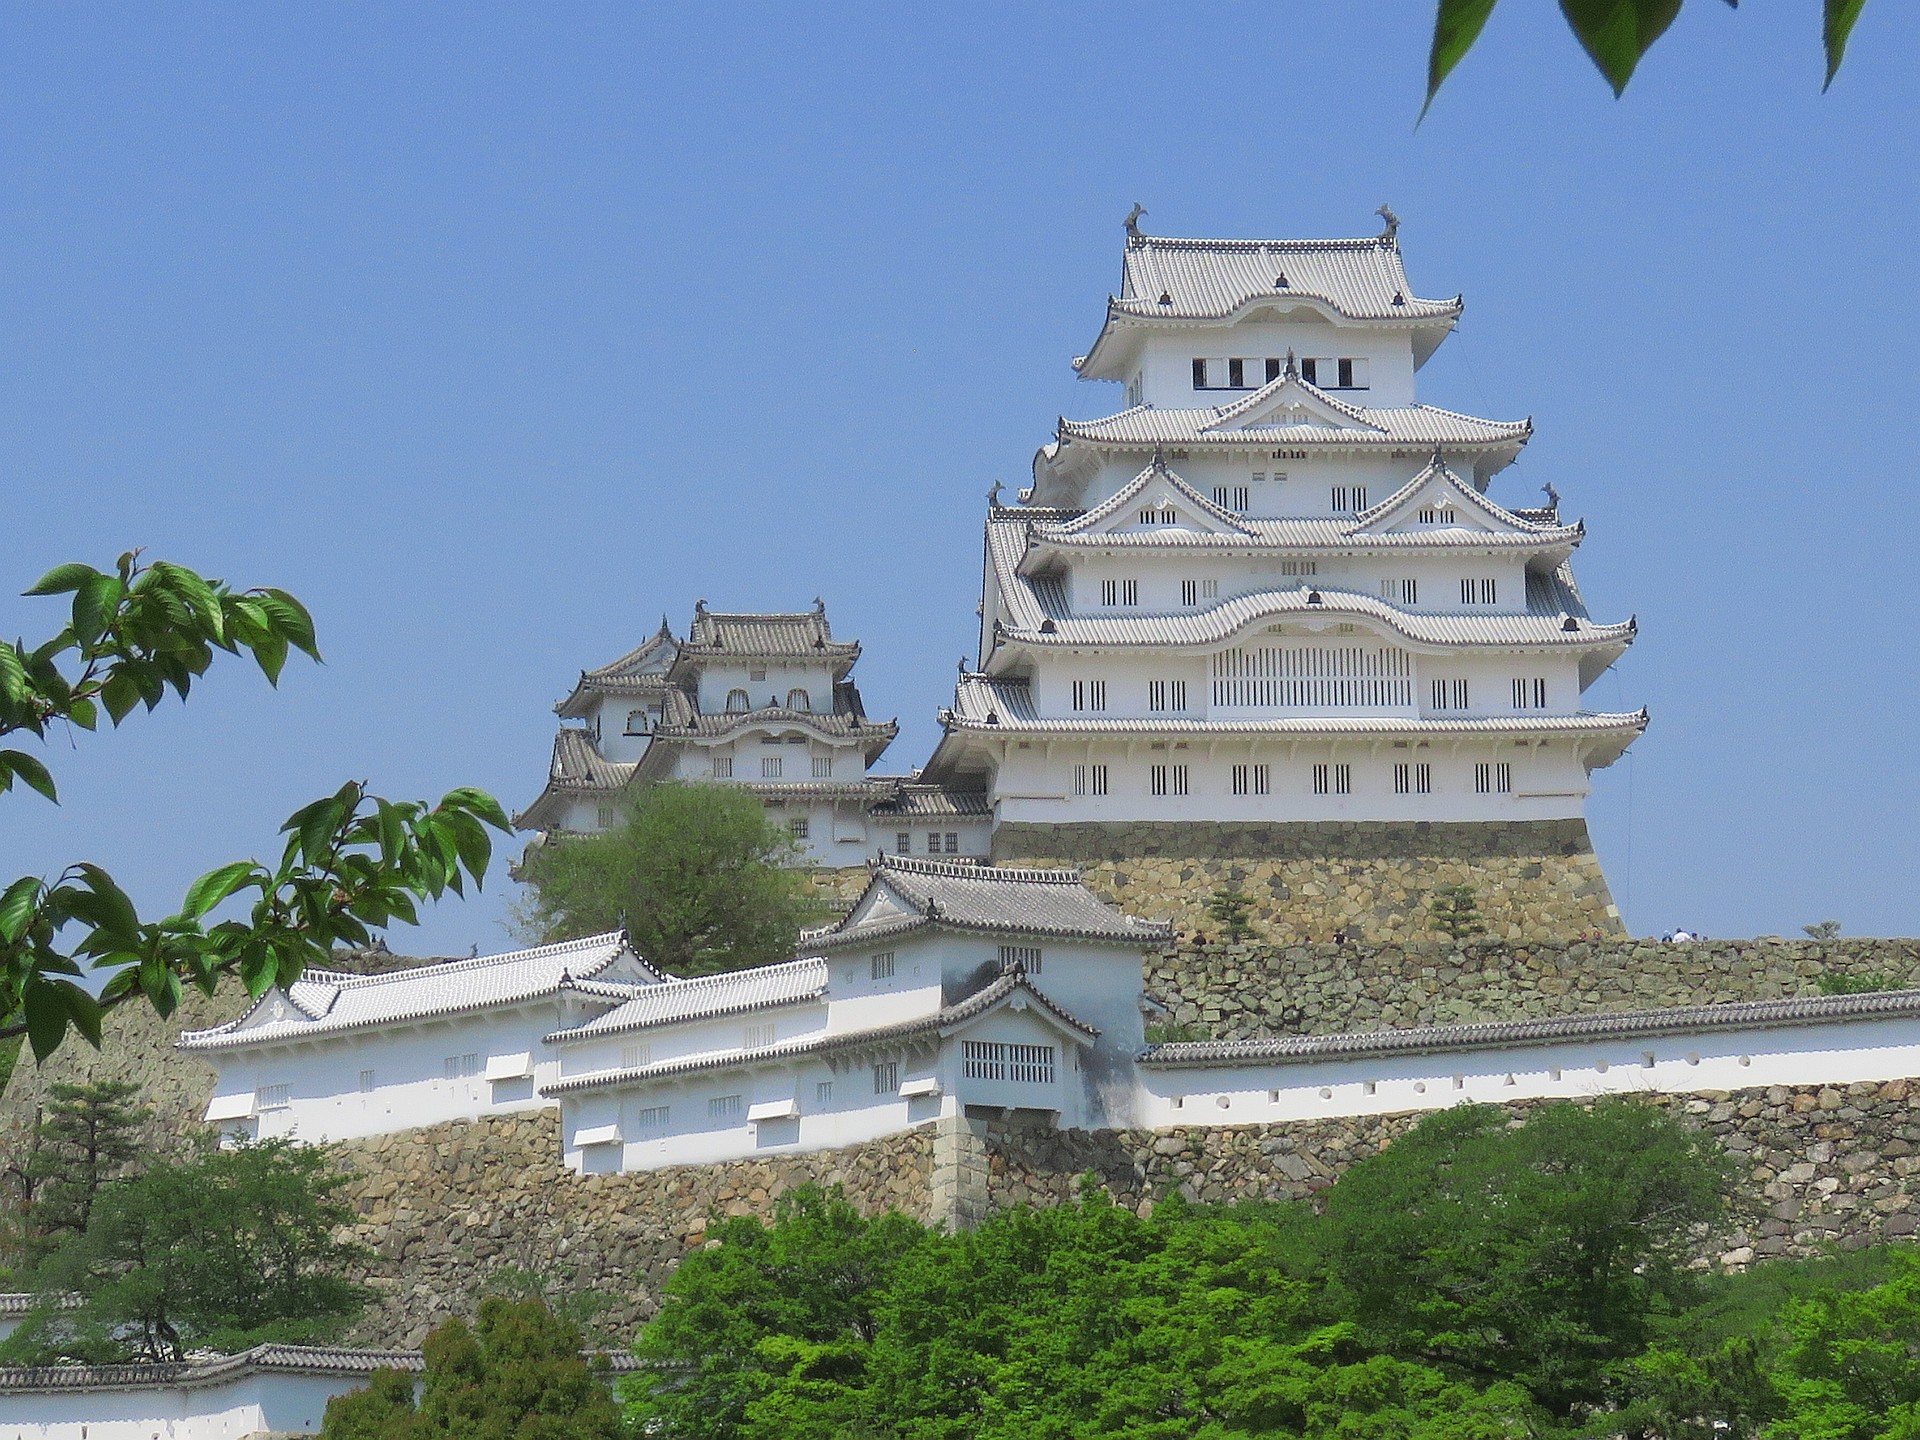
[1190,356,1371,391]
[963,1040,1058,1083]
[1376,578,1499,607]
[894,831,964,854]
[723,688,815,713]
[1063,673,1549,714]
[1069,758,1521,797]
[711,755,837,780]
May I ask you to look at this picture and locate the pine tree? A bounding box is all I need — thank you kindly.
[22,1079,151,1241]
[1205,886,1256,943]
[1428,884,1487,944]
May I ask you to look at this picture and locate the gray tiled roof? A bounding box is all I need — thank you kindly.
[0,1343,642,1394]
[1110,235,1459,325]
[680,603,860,662]
[178,933,651,1051]
[556,625,680,717]
[1138,989,1920,1069]
[548,958,829,1044]
[990,578,1635,653]
[513,729,636,831]
[1053,393,1527,452]
[800,855,1170,951]
[865,782,994,818]
[941,673,1648,741]
[540,970,1099,1097]
[1021,456,1580,556]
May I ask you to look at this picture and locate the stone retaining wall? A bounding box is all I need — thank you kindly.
[983,1078,1920,1263]
[333,1110,934,1347]
[1146,937,1920,1040]
[993,818,1623,944]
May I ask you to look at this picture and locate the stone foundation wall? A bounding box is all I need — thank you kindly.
[993,818,1623,944]
[983,1079,1920,1263]
[333,1110,934,1347]
[1146,937,1920,1039]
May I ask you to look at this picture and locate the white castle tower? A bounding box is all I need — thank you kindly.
[519,603,993,866]
[923,212,1644,932]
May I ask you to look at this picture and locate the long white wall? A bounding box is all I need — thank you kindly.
[1139,1014,1920,1129]
[0,1370,355,1440]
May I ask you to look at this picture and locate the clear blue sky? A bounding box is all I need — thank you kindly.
[4,4,1916,955]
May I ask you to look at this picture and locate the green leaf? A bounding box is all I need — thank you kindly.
[66,696,98,731]
[1422,0,1501,121]
[0,876,42,943]
[72,572,124,648]
[1558,0,1684,95]
[99,670,143,725]
[182,860,261,920]
[443,786,512,832]
[0,642,27,708]
[0,749,57,802]
[22,562,99,597]
[22,981,69,1060]
[60,981,102,1047]
[252,588,321,660]
[1824,0,1867,89]
[71,863,142,942]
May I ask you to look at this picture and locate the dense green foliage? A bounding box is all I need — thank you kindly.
[0,1136,370,1362]
[1204,886,1255,943]
[320,1296,622,1439]
[514,782,828,975]
[1427,883,1487,942]
[1423,1,1870,117]
[7,1079,152,1251]
[0,552,509,1061]
[625,1101,1920,1439]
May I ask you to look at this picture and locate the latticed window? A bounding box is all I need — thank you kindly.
[1180,578,1219,606]
[1214,646,1411,709]
[812,755,832,778]
[1071,680,1106,712]
[634,1105,670,1133]
[1230,763,1270,796]
[871,952,895,979]
[258,1084,291,1110]
[1511,677,1548,709]
[762,756,783,779]
[963,1041,1057,1084]
[1099,579,1138,607]
[1330,486,1368,514]
[1148,679,1188,712]
[711,756,733,778]
[1461,577,1498,605]
[708,1094,743,1121]
[872,1061,899,1095]
[745,1022,776,1048]
[1429,678,1470,712]
[1212,485,1251,512]
[1312,763,1352,796]
[999,944,1042,975]
[1475,762,1514,795]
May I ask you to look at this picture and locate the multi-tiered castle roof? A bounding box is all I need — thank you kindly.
[925,217,1645,822]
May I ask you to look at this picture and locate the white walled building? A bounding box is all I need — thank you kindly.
[1138,989,1920,1129]
[518,603,993,865]
[541,855,1172,1174]
[923,219,1645,830]
[179,935,660,1143]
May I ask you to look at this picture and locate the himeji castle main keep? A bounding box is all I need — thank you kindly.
[519,211,1645,942]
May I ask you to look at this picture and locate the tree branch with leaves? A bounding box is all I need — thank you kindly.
[1423,1,1870,120]
[0,552,509,1062]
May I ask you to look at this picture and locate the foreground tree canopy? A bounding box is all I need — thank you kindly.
[1,1135,370,1364]
[0,552,508,1061]
[1424,1,1871,116]
[320,1296,622,1440]
[513,782,829,976]
[623,1099,1919,1440]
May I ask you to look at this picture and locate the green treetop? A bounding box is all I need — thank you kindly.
[514,782,831,975]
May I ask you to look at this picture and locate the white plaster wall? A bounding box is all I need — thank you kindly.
[0,1369,357,1440]
[203,1001,604,1144]
[1134,322,1419,408]
[1076,455,1427,519]
[982,735,1592,824]
[693,661,836,716]
[1137,1016,1920,1130]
